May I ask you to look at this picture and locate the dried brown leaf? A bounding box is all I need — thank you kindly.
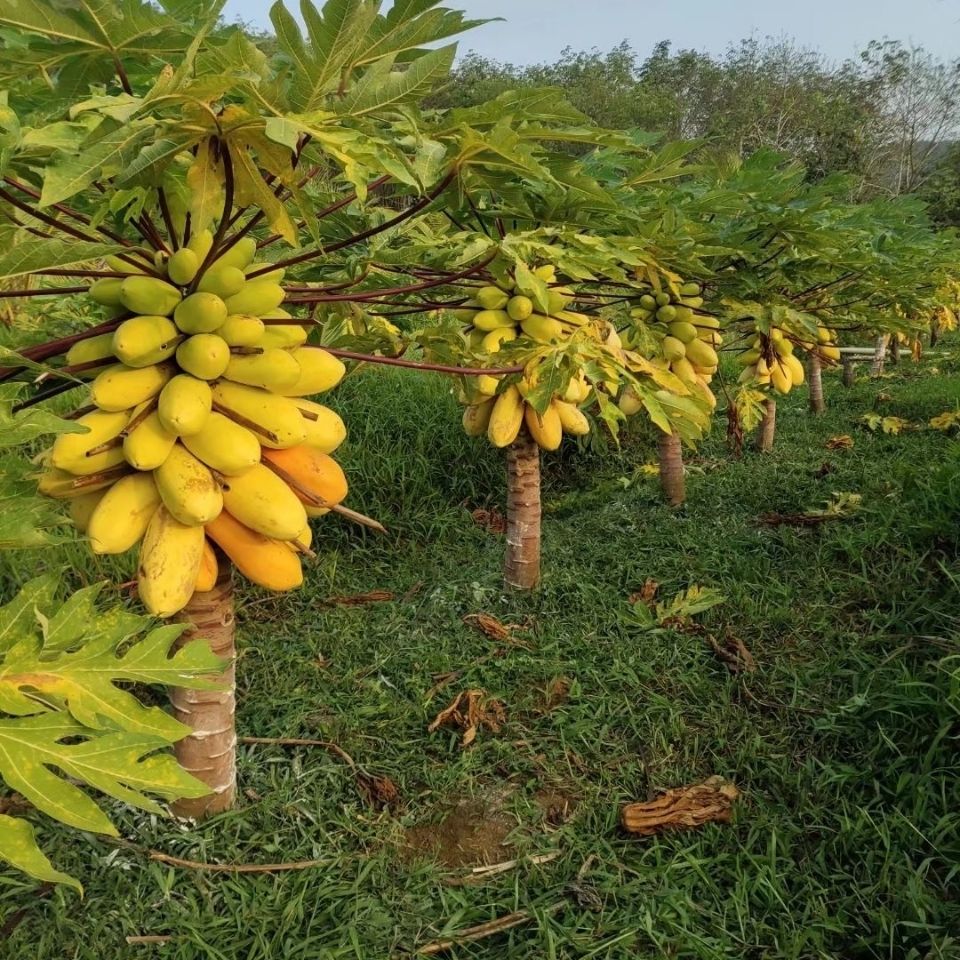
[621,776,739,836]
[470,507,506,535]
[322,590,395,607]
[428,689,506,748]
[826,435,854,450]
[627,578,659,607]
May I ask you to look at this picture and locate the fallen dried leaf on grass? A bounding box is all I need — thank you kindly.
[463,612,530,646]
[621,776,739,836]
[627,578,659,607]
[705,631,756,674]
[428,689,506,747]
[826,435,854,450]
[470,507,506,535]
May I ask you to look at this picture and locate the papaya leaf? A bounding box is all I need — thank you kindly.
[0,815,82,892]
[0,235,125,281]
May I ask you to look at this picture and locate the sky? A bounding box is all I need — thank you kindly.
[221,0,960,65]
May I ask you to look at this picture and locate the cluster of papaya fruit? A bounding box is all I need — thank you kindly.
[620,282,719,416]
[457,265,593,451]
[737,327,807,393]
[38,231,348,616]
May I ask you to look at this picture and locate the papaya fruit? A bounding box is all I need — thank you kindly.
[524,401,562,451]
[65,332,115,367]
[472,309,514,332]
[91,363,172,412]
[555,400,590,436]
[223,349,301,390]
[684,338,718,369]
[669,321,698,344]
[244,263,286,285]
[208,236,257,273]
[112,315,180,368]
[224,282,285,316]
[183,412,260,476]
[661,336,687,362]
[475,374,500,397]
[481,327,517,353]
[672,356,697,382]
[119,276,182,316]
[157,375,212,437]
[520,314,565,342]
[784,353,805,385]
[137,505,205,617]
[463,398,495,437]
[87,473,160,555]
[195,539,219,592]
[186,228,214,264]
[272,348,345,397]
[173,292,228,334]
[487,384,524,447]
[770,363,792,395]
[154,443,223,524]
[211,381,306,449]
[123,410,177,471]
[262,445,348,518]
[68,489,105,533]
[220,462,307,540]
[506,295,533,322]
[197,265,246,299]
[176,334,230,380]
[51,409,129,476]
[166,248,199,286]
[476,286,510,310]
[219,314,265,347]
[291,399,346,453]
[254,324,308,350]
[205,511,303,591]
[88,278,125,307]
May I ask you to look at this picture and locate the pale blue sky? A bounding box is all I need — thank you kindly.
[222,0,960,64]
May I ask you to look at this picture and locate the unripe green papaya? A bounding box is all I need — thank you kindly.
[157,375,212,437]
[685,337,718,369]
[668,321,698,344]
[656,304,677,323]
[88,278,125,306]
[680,281,701,297]
[123,411,177,470]
[638,294,657,310]
[186,228,214,263]
[183,412,260,476]
[224,282,285,317]
[273,348,345,396]
[224,349,301,390]
[166,248,200,286]
[219,314,265,347]
[197,265,246,299]
[65,333,115,367]
[91,363,173,412]
[655,292,671,307]
[119,276,182,316]
[174,292,228,334]
[113,315,180,368]
[176,334,230,380]
[209,237,257,273]
[661,336,687,362]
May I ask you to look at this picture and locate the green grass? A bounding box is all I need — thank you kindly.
[2,345,960,959]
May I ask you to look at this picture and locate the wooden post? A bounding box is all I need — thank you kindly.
[930,316,940,347]
[170,561,237,818]
[657,430,685,506]
[807,353,825,414]
[504,426,541,590]
[756,398,776,454]
[842,360,856,388]
[870,335,888,376]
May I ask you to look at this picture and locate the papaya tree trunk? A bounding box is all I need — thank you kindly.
[170,560,237,818]
[658,430,685,506]
[504,426,541,590]
[870,335,888,376]
[842,360,856,388]
[756,398,776,453]
[930,318,940,347]
[807,353,825,414]
[890,336,900,364]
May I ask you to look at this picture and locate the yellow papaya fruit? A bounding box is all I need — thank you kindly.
[563,373,590,404]
[661,336,687,362]
[476,286,510,310]
[205,510,302,591]
[123,410,177,471]
[219,314,265,347]
[183,412,260,476]
[195,539,218,592]
[157,375,212,437]
[487,384,524,448]
[475,374,501,397]
[91,363,173,412]
[291,399,346,453]
[87,472,161,555]
[119,276,182,316]
[224,282,285,316]
[481,327,517,353]
[197,265,246,299]
[784,353,805,385]
[112,315,180,368]
[254,324,309,350]
[211,381,306,449]
[463,398,495,437]
[154,443,223,524]
[137,505,205,617]
[261,446,347,519]
[166,248,200,286]
[65,332,115,367]
[684,338,718,369]
[520,314,565,342]
[220,462,307,539]
[671,356,697,382]
[186,228,214,264]
[820,345,841,362]
[176,334,230,380]
[533,264,556,283]
[224,348,301,390]
[546,288,573,314]
[524,401,562,451]
[273,348,345,397]
[669,321,698,344]
[38,466,124,499]
[770,363,792,395]
[555,400,590,436]
[88,278,125,306]
[473,309,514,332]
[174,292,228,334]
[506,296,533,322]
[105,254,151,275]
[208,236,257,273]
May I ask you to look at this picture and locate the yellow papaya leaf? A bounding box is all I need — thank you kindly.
[186,138,223,233]
[230,145,298,247]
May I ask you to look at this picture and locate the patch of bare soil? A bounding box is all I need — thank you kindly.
[402,800,514,868]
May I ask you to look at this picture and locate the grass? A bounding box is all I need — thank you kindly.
[2,343,960,959]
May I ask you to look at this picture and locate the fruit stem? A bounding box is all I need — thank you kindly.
[210,401,280,444]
